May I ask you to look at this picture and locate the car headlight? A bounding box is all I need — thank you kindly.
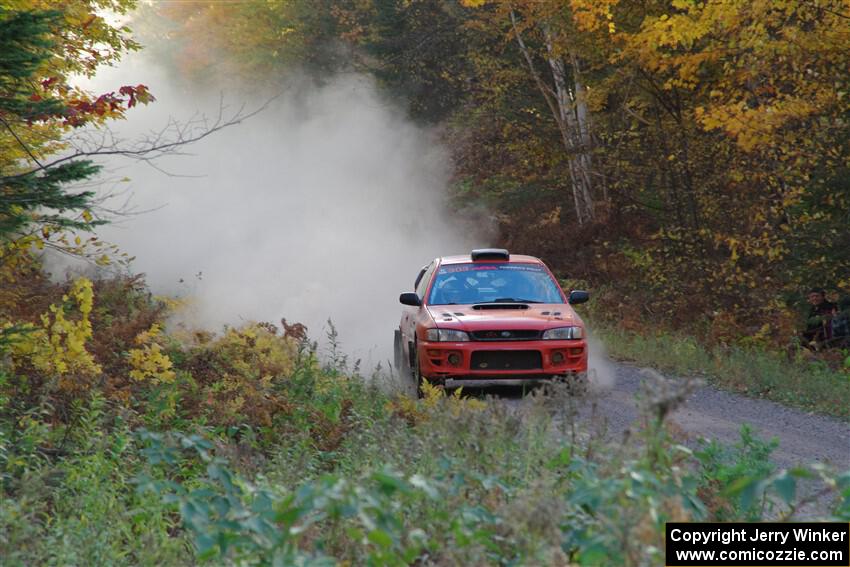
[542,326,583,340]
[425,328,470,342]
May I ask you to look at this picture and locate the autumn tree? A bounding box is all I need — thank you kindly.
[147,0,351,88]
[138,0,850,345]
[458,0,606,224]
[0,1,256,352]
[0,2,157,270]
[564,0,850,334]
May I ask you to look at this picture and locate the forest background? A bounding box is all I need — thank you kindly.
[150,0,850,352]
[4,0,850,360]
[1,1,850,564]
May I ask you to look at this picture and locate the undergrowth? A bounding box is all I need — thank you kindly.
[1,274,849,565]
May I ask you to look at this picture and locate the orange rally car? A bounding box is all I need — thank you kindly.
[394,249,589,394]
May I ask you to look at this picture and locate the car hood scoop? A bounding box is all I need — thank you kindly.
[472,303,529,310]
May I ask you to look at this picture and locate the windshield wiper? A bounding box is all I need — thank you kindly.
[485,298,542,304]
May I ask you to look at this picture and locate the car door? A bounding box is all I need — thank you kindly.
[401,260,436,365]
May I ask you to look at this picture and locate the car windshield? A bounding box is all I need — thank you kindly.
[428,263,565,305]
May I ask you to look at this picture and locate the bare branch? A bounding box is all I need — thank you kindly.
[0,115,45,168]
[2,93,278,182]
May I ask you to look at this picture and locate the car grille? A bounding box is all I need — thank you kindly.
[470,350,542,370]
[470,329,542,341]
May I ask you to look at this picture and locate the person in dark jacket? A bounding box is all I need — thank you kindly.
[802,288,836,348]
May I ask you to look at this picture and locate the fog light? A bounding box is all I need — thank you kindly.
[551,351,565,364]
[447,353,461,366]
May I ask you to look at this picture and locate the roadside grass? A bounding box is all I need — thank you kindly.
[595,325,850,420]
[129,378,850,566]
[2,274,849,565]
[0,395,191,566]
[3,357,848,565]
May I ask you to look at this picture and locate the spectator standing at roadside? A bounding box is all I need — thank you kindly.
[802,288,836,348]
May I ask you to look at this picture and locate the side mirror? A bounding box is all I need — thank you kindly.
[399,292,422,307]
[568,290,589,305]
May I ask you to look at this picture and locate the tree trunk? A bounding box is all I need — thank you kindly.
[509,9,595,224]
[542,27,595,223]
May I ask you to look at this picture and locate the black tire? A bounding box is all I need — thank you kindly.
[393,330,402,376]
[412,342,424,399]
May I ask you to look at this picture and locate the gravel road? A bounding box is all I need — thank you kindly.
[429,359,850,516]
[583,362,849,471]
[442,362,849,471]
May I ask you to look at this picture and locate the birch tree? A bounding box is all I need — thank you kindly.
[467,0,598,223]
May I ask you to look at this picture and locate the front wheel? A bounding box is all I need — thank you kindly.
[412,343,424,398]
[393,330,402,376]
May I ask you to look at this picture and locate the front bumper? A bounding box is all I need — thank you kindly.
[418,339,588,381]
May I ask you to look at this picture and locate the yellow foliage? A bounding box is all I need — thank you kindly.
[570,0,619,33]
[214,324,298,382]
[0,240,36,282]
[448,385,487,415]
[389,381,487,424]
[419,380,445,410]
[153,294,189,313]
[422,381,488,415]
[181,323,300,427]
[127,324,176,384]
[3,278,101,377]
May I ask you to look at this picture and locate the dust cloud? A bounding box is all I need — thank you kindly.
[65,51,489,368]
[586,334,617,392]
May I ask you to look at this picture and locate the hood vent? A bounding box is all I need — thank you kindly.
[472,303,529,310]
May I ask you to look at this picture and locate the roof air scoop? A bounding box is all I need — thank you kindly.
[471,248,509,261]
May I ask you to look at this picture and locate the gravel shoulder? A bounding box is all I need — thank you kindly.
[441,362,849,471]
[597,362,850,471]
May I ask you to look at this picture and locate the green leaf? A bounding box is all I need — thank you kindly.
[735,477,767,513]
[195,533,218,561]
[772,472,796,505]
[367,529,393,549]
[373,470,410,495]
